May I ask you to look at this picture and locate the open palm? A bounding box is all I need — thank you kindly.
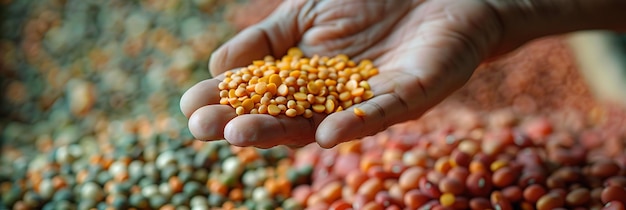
[181,0,505,148]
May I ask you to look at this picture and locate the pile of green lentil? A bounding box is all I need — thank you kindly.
[2,0,626,210]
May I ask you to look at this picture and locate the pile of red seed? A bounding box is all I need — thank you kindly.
[288,113,626,210]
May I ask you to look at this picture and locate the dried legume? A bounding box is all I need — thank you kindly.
[218,48,377,117]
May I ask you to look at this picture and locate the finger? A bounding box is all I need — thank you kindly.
[188,105,238,141]
[315,93,420,148]
[180,79,222,118]
[209,0,315,76]
[315,71,432,148]
[224,113,325,148]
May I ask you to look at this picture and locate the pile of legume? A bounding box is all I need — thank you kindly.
[293,112,626,210]
[218,48,377,117]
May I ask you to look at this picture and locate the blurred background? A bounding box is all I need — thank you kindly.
[1,0,626,209]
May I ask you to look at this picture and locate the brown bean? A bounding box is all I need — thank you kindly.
[358,178,384,200]
[493,167,517,188]
[601,185,626,204]
[553,166,583,183]
[602,201,626,210]
[523,184,547,204]
[419,177,442,198]
[518,171,547,188]
[501,186,523,202]
[368,165,393,180]
[420,200,441,210]
[403,190,429,209]
[466,172,492,197]
[320,181,343,203]
[592,187,605,203]
[606,176,626,188]
[469,197,492,210]
[451,150,471,168]
[546,175,566,189]
[399,167,425,190]
[536,193,565,210]
[426,170,445,185]
[566,188,591,207]
[346,170,369,191]
[452,196,470,209]
[491,191,514,210]
[438,177,464,195]
[329,200,352,210]
[353,194,371,210]
[361,201,384,210]
[375,191,401,208]
[591,160,621,178]
[447,167,470,183]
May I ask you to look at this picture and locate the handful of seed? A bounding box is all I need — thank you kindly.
[218,48,378,118]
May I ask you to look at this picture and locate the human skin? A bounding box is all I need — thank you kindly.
[180,0,626,148]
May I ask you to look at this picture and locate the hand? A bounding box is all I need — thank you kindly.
[181,0,506,148]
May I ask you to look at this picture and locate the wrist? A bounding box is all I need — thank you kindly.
[485,0,626,57]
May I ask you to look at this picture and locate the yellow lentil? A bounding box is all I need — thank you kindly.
[490,160,508,172]
[218,47,379,117]
[440,193,456,207]
[268,104,281,116]
[354,108,366,117]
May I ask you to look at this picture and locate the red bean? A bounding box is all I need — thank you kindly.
[466,172,492,197]
[546,175,566,189]
[403,190,429,209]
[513,132,534,147]
[536,193,565,210]
[353,194,370,210]
[419,177,442,198]
[566,188,591,207]
[361,201,384,210]
[438,177,464,195]
[368,165,393,180]
[606,176,626,188]
[426,170,445,184]
[447,167,470,183]
[592,187,605,203]
[553,166,582,183]
[452,196,470,209]
[387,183,405,202]
[591,160,621,178]
[292,185,312,205]
[383,205,400,210]
[375,191,401,208]
[523,184,547,204]
[601,186,626,204]
[492,167,517,188]
[357,178,384,200]
[469,197,492,210]
[451,150,471,168]
[491,191,513,210]
[329,200,352,210]
[346,170,368,191]
[548,146,586,166]
[603,201,626,210]
[501,186,523,202]
[524,117,553,142]
[399,167,425,190]
[420,200,441,210]
[516,149,543,167]
[518,171,547,188]
[385,161,408,178]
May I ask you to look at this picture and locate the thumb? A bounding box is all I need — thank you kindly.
[209,0,316,76]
